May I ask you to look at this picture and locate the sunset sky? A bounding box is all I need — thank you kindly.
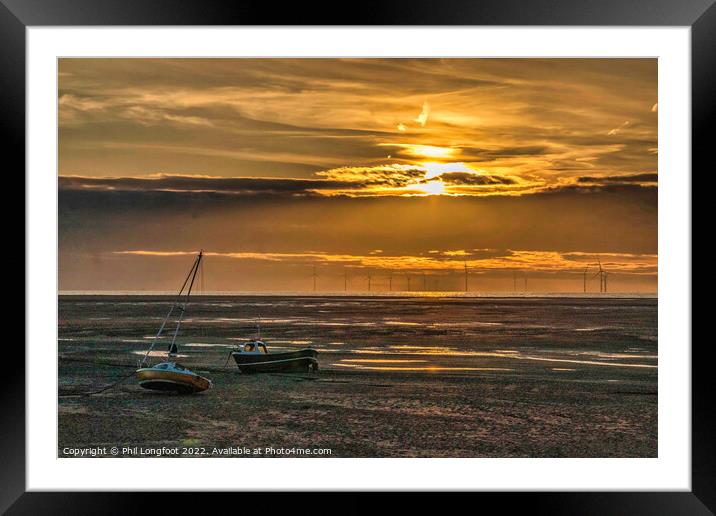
[58,58,657,293]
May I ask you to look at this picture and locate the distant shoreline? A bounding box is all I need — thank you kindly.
[58,291,658,299]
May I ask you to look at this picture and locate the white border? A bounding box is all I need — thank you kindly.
[27,27,691,491]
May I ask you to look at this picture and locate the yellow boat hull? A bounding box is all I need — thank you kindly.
[136,368,212,394]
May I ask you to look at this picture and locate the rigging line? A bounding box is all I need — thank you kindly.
[139,253,200,367]
[168,251,203,352]
[199,256,206,337]
[200,256,205,294]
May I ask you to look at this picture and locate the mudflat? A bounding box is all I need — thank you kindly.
[58,294,657,458]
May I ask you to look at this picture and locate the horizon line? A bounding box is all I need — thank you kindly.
[58,290,658,299]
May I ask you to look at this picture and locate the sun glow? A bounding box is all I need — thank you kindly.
[379,143,457,160]
[413,145,455,158]
[414,180,446,195]
[422,161,474,179]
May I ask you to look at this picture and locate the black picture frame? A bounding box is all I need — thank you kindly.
[5,0,712,513]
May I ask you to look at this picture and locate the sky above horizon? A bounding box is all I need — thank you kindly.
[58,58,658,293]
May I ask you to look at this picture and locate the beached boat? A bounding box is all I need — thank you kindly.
[135,250,212,394]
[136,362,212,394]
[231,340,319,373]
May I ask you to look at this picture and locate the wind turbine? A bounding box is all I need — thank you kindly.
[599,259,607,292]
[389,271,393,292]
[592,258,608,293]
[312,265,318,292]
[464,261,469,292]
[344,267,348,292]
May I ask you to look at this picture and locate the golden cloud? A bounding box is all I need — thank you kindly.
[113,249,657,275]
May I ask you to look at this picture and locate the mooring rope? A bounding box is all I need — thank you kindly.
[58,355,236,399]
[223,350,236,368]
[58,369,137,398]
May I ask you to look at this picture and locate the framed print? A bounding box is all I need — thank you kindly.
[6,0,713,513]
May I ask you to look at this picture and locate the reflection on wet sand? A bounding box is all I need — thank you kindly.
[512,355,657,369]
[131,350,189,358]
[339,345,658,369]
[334,362,514,372]
[183,342,232,348]
[341,359,428,363]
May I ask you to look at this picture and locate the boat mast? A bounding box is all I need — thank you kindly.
[139,250,202,367]
[168,250,203,355]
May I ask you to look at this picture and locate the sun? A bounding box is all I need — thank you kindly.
[378,143,457,160]
[422,161,474,179]
[412,145,455,159]
[414,180,446,195]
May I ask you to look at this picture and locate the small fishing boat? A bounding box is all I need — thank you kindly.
[135,250,212,394]
[231,340,319,373]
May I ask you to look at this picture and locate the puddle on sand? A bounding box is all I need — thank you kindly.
[564,351,658,360]
[131,350,189,358]
[340,359,428,364]
[333,363,514,372]
[183,342,231,348]
[430,322,503,328]
[333,346,657,369]
[514,355,657,369]
[297,321,377,327]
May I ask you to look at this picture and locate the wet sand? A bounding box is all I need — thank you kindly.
[59,356,657,458]
[58,295,657,458]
